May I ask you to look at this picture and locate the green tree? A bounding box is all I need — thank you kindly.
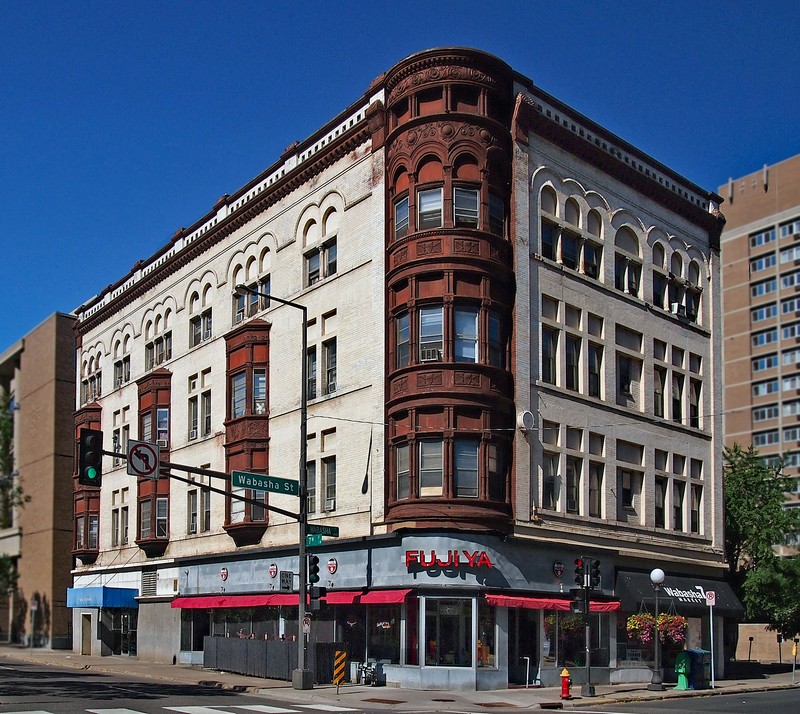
[0,393,29,529]
[724,443,800,634]
[742,556,800,637]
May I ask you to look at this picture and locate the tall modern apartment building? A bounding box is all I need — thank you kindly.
[720,153,800,557]
[0,312,77,648]
[69,47,736,689]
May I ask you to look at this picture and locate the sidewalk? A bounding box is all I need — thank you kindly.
[0,644,797,710]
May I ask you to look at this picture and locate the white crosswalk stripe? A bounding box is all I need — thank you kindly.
[236,706,306,714]
[89,709,154,714]
[295,706,361,712]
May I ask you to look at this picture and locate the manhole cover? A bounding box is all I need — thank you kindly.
[363,698,406,704]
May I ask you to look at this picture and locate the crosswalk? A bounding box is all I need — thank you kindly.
[3,707,364,714]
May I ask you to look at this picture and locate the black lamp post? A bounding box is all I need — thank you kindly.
[647,567,666,691]
[233,284,310,689]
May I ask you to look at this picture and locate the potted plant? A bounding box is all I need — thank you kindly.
[657,613,688,644]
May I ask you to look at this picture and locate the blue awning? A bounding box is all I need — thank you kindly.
[67,586,139,609]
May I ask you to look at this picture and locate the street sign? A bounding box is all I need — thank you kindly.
[127,440,160,479]
[306,534,323,547]
[307,524,340,537]
[279,571,293,591]
[231,470,299,496]
[705,590,716,607]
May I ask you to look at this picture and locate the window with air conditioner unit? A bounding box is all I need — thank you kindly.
[157,439,168,448]
[189,522,197,534]
[420,347,441,362]
[189,429,198,440]
[325,498,336,512]
[670,302,687,317]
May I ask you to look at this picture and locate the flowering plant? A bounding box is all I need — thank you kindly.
[657,613,688,643]
[626,613,656,643]
[626,613,688,644]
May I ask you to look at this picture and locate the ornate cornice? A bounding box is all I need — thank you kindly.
[76,125,371,335]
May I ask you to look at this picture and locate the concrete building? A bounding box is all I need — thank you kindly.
[719,155,800,660]
[69,48,737,689]
[0,312,77,648]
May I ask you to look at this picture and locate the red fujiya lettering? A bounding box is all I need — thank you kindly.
[405,549,494,569]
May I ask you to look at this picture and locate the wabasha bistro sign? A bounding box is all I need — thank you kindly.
[406,549,493,569]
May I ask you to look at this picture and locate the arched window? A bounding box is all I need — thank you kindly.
[614,227,642,297]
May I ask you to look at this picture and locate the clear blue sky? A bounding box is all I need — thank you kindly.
[2,1,798,351]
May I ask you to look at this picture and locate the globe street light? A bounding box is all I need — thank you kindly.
[648,567,666,691]
[233,284,311,689]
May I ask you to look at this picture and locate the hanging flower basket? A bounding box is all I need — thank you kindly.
[626,613,689,644]
[626,613,656,643]
[657,613,688,644]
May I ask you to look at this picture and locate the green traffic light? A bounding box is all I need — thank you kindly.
[86,466,98,480]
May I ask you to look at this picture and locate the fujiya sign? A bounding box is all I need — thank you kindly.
[405,549,493,569]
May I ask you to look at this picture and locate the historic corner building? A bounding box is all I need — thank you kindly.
[68,48,740,690]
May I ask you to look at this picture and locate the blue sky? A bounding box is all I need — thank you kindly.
[1,1,798,351]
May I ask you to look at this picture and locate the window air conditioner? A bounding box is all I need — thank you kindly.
[325,498,336,512]
[189,429,198,440]
[420,347,441,362]
[235,309,245,323]
[670,303,687,317]
[327,380,336,394]
[189,523,197,534]
[157,439,168,448]
[203,329,212,341]
[115,378,123,388]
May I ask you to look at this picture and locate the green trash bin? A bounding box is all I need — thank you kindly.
[687,648,711,690]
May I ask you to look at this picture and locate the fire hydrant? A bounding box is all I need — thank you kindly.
[560,667,572,699]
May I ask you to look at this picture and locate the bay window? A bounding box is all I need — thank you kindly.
[454,187,479,228]
[454,307,479,363]
[395,196,409,239]
[397,444,410,500]
[454,438,479,497]
[419,307,444,361]
[396,313,410,368]
[231,372,246,418]
[419,440,443,496]
[418,188,443,230]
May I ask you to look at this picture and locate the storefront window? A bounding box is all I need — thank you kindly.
[509,608,539,684]
[210,606,287,640]
[477,600,496,667]
[425,598,472,667]
[368,605,401,663]
[543,611,609,667]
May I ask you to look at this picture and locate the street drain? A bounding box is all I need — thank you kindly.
[432,698,455,702]
[480,703,517,708]
[363,698,407,704]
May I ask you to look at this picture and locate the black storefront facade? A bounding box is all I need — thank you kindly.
[169,532,741,690]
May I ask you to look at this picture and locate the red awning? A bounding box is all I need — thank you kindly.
[589,601,621,612]
[485,594,570,610]
[359,589,412,604]
[485,594,621,612]
[171,593,299,609]
[324,590,362,605]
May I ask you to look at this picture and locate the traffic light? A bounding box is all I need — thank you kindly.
[574,556,585,586]
[78,428,103,487]
[589,559,601,588]
[569,587,585,614]
[308,553,320,584]
[309,585,327,612]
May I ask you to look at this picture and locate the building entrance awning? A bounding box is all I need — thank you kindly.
[66,586,139,609]
[615,571,744,617]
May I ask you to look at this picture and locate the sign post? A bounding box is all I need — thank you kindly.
[705,590,716,689]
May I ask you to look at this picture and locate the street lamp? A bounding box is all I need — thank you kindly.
[648,567,666,691]
[233,284,311,690]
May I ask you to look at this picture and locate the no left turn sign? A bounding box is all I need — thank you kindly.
[127,440,160,479]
